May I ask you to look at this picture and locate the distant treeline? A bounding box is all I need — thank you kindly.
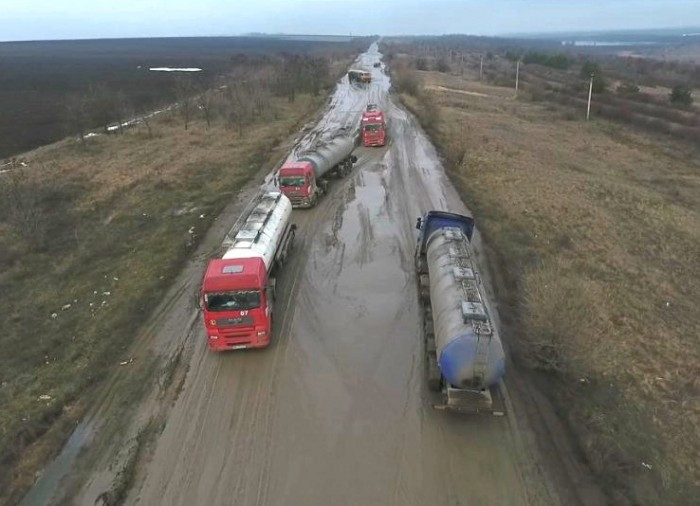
[505,51,571,70]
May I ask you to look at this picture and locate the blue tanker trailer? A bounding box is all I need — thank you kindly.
[415,211,506,415]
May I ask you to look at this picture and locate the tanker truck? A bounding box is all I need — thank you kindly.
[348,69,372,84]
[415,211,506,414]
[277,134,358,208]
[200,192,296,351]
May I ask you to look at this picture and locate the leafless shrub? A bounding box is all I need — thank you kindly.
[89,84,120,134]
[198,88,214,128]
[0,167,50,251]
[393,63,421,96]
[435,57,451,73]
[175,77,196,130]
[521,260,594,375]
[64,94,91,143]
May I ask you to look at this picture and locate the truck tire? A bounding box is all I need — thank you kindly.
[269,278,277,300]
[288,229,296,252]
[418,275,430,303]
[427,353,442,392]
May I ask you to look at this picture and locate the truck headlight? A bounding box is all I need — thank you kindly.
[257,330,267,337]
[209,335,218,340]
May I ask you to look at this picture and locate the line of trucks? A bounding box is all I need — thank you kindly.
[277,104,386,208]
[198,68,504,414]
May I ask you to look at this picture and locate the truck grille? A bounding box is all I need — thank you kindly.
[216,316,254,327]
[288,196,309,207]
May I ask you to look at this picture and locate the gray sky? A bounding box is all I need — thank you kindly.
[0,0,698,41]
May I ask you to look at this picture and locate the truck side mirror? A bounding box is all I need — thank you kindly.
[415,217,422,230]
[274,177,279,187]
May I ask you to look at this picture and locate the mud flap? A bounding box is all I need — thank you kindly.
[427,352,442,392]
[433,383,505,416]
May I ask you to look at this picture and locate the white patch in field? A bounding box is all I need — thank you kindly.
[149,67,202,72]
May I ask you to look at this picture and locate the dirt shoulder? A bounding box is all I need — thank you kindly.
[0,89,326,504]
[386,52,700,504]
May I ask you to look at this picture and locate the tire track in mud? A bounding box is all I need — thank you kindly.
[252,245,309,506]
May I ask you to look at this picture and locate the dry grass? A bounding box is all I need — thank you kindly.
[0,93,322,503]
[397,63,700,504]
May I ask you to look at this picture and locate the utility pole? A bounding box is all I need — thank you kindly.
[461,53,464,76]
[515,60,520,95]
[587,73,594,121]
[479,54,484,81]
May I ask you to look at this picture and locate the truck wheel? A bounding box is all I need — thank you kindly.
[418,275,430,302]
[427,353,442,392]
[269,278,277,300]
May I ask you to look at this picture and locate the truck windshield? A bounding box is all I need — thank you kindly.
[204,290,261,311]
[364,124,382,132]
[279,176,305,187]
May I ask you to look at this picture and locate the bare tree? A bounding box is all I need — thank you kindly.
[0,166,49,251]
[113,91,131,134]
[90,84,119,133]
[198,88,214,128]
[64,94,91,143]
[176,77,196,130]
[135,103,154,138]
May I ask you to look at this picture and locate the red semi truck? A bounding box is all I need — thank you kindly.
[361,105,387,147]
[200,192,296,351]
[277,134,357,208]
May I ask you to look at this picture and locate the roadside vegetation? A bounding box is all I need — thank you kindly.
[384,39,700,504]
[0,44,361,503]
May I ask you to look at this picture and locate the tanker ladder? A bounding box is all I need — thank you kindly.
[222,192,297,286]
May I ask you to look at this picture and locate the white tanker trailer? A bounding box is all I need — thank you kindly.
[200,192,296,351]
[415,211,506,414]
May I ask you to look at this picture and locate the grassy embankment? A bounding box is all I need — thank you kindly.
[0,88,327,503]
[390,57,700,505]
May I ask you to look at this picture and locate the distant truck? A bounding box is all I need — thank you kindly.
[348,69,372,84]
[277,134,358,208]
[200,192,296,351]
[415,211,506,414]
[361,105,387,147]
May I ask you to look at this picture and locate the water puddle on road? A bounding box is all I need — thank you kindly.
[19,421,97,506]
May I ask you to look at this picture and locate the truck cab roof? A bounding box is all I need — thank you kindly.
[203,258,266,292]
[362,110,384,123]
[279,161,314,175]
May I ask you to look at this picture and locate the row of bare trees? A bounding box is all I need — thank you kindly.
[64,85,138,142]
[173,53,335,133]
[63,52,337,140]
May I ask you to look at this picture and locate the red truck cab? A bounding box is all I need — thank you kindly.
[277,161,320,208]
[361,109,387,147]
[201,258,272,350]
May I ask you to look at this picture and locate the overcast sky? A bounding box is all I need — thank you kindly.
[0,0,698,41]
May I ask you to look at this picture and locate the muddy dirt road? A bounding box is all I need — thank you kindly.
[23,44,563,506]
[127,44,552,506]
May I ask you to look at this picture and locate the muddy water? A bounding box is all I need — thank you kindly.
[128,44,543,506]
